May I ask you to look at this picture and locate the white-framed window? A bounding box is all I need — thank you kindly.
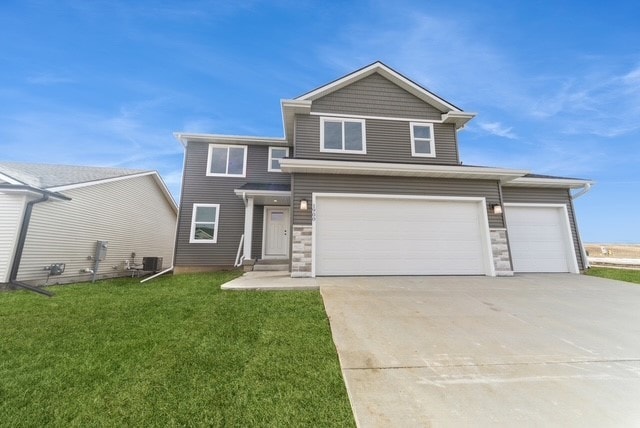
[320,117,366,154]
[268,147,290,172]
[206,144,247,177]
[410,122,435,157]
[190,203,220,243]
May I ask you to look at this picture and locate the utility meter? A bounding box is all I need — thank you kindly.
[95,240,108,261]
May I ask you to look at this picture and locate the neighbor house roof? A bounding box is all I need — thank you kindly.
[0,162,178,213]
[0,162,147,189]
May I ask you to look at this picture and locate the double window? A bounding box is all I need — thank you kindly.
[410,122,435,157]
[268,147,289,172]
[190,204,220,243]
[320,117,366,153]
[207,144,247,177]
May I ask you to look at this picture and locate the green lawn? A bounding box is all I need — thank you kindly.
[586,266,640,285]
[0,272,354,427]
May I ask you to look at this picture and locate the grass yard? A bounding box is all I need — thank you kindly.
[0,272,354,427]
[586,267,640,285]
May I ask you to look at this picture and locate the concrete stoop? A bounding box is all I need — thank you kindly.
[247,259,290,272]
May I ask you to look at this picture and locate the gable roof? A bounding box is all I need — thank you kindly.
[280,62,476,143]
[0,162,178,213]
[0,162,147,189]
[294,61,462,113]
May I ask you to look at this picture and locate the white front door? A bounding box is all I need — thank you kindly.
[263,207,290,258]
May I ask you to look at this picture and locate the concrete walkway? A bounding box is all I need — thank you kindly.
[320,274,640,427]
[221,271,318,291]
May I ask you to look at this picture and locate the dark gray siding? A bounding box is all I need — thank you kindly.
[252,206,263,258]
[292,174,502,228]
[295,115,458,165]
[311,73,443,119]
[502,186,585,270]
[175,143,289,267]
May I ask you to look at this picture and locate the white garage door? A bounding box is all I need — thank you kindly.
[314,195,493,276]
[505,204,578,273]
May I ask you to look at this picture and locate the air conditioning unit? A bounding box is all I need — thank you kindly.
[142,257,163,272]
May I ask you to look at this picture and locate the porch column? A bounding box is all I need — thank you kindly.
[243,196,254,260]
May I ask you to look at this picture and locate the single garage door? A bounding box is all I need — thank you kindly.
[504,204,578,273]
[314,195,493,276]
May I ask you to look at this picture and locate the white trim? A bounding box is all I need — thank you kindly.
[233,189,291,197]
[504,177,593,189]
[295,62,462,113]
[0,172,23,185]
[311,193,496,278]
[206,144,248,178]
[503,203,580,274]
[310,111,442,123]
[268,147,290,172]
[410,122,436,158]
[280,158,528,181]
[320,117,367,154]
[175,132,287,147]
[262,206,291,259]
[189,203,220,244]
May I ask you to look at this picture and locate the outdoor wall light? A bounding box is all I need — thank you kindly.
[300,199,308,210]
[492,204,503,215]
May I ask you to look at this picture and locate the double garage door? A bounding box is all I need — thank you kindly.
[504,204,579,273]
[314,195,494,276]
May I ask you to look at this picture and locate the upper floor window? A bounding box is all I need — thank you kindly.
[268,147,290,172]
[410,122,435,158]
[320,117,366,154]
[190,203,220,243]
[207,144,247,177]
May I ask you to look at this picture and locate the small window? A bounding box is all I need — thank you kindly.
[190,204,220,243]
[268,147,290,172]
[207,144,247,177]
[320,117,366,153]
[410,122,435,157]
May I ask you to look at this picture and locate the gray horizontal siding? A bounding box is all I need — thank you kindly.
[17,175,177,285]
[252,206,264,259]
[175,142,289,267]
[311,73,443,120]
[295,115,458,165]
[502,186,585,270]
[292,174,502,228]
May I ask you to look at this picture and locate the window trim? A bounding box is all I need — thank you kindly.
[268,146,290,172]
[410,122,436,158]
[206,144,248,177]
[320,117,367,154]
[189,203,220,243]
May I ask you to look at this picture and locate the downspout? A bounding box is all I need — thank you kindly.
[570,182,593,270]
[9,194,54,297]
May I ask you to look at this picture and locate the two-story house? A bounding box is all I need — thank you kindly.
[173,62,591,278]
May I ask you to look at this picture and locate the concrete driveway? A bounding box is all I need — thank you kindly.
[319,274,640,427]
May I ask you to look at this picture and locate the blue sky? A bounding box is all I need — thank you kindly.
[1,0,639,243]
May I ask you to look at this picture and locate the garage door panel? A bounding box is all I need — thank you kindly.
[315,196,490,276]
[505,205,576,273]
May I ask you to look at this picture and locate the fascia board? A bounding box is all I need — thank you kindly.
[0,172,24,185]
[174,133,288,147]
[280,159,527,181]
[503,177,594,189]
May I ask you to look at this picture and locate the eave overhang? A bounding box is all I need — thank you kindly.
[279,159,528,182]
[442,111,477,129]
[174,132,288,148]
[233,188,291,206]
[281,99,312,144]
[503,177,594,189]
[0,184,71,201]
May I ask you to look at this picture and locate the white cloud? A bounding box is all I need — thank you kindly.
[477,122,517,139]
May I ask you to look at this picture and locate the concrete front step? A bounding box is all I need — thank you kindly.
[253,263,289,272]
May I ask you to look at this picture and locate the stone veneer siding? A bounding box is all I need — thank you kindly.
[490,228,513,276]
[291,225,312,277]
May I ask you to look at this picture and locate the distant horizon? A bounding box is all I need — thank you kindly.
[1,1,639,242]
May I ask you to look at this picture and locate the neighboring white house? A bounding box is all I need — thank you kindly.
[0,162,177,287]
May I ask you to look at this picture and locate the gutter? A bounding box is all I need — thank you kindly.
[571,182,592,200]
[6,188,71,297]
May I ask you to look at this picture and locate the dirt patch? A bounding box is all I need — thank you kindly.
[585,244,640,259]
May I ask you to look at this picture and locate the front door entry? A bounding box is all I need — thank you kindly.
[263,207,290,258]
